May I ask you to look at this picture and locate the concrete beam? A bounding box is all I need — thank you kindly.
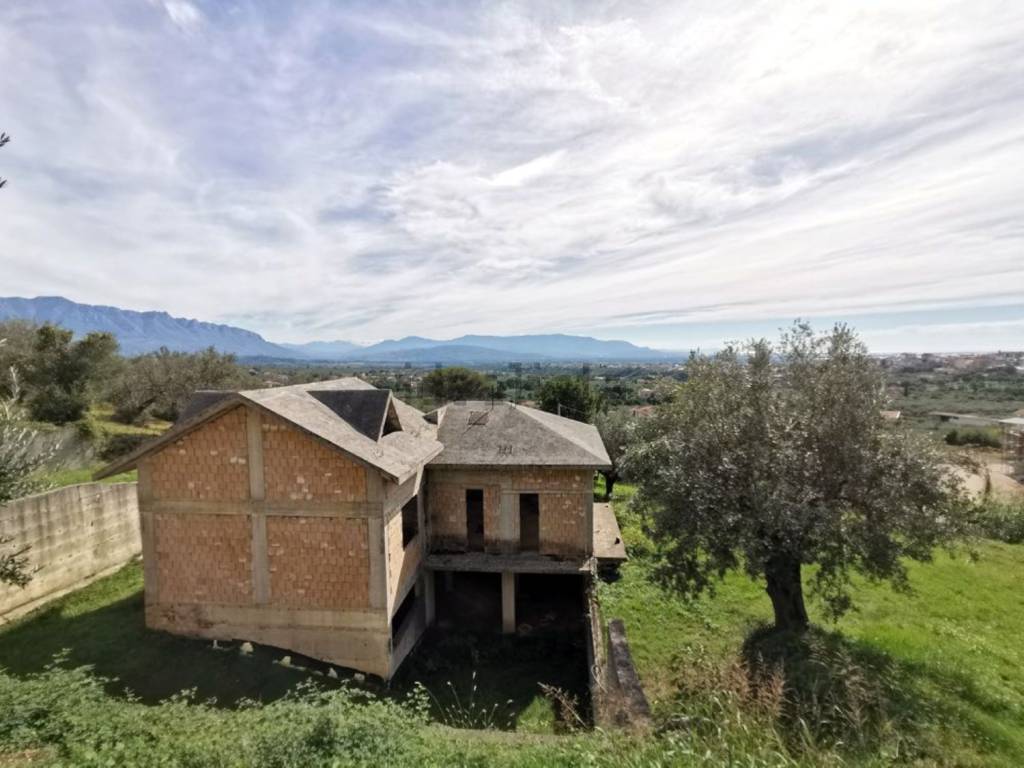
[501,570,515,634]
[423,571,435,626]
[368,516,386,611]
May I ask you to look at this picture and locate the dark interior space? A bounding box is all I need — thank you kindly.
[390,587,418,642]
[519,493,539,551]
[434,570,502,633]
[465,488,484,551]
[515,573,585,636]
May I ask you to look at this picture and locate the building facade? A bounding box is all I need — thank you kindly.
[98,379,612,679]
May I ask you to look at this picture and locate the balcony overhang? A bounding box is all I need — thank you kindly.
[424,552,593,575]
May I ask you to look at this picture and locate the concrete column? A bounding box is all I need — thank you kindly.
[245,408,265,501]
[501,571,516,634]
[423,571,436,626]
[251,513,269,605]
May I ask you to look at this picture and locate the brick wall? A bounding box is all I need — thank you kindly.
[266,516,369,609]
[427,482,466,550]
[150,407,249,502]
[482,486,501,552]
[539,492,589,556]
[426,468,591,555]
[261,414,368,502]
[513,468,590,492]
[154,513,252,604]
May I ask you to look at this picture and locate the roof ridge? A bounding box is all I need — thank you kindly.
[513,404,608,463]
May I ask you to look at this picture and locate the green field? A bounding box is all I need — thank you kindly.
[2,484,1024,765]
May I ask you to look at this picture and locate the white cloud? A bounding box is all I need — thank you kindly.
[161,1,201,31]
[0,0,1022,348]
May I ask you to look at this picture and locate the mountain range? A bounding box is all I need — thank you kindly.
[0,296,679,363]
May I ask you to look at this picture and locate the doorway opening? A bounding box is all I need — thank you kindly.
[519,493,539,552]
[466,489,484,551]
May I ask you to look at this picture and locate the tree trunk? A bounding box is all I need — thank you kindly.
[764,554,809,631]
[603,472,616,501]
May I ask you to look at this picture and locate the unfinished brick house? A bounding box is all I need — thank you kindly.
[97,378,618,679]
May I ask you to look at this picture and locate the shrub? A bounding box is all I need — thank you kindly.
[100,432,153,461]
[972,499,1024,544]
[944,428,1001,448]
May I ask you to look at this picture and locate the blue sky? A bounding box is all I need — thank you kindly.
[0,1,1022,352]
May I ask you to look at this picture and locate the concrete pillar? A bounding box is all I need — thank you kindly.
[423,571,436,626]
[501,571,516,634]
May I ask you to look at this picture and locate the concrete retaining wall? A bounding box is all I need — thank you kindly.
[605,618,652,728]
[0,482,140,621]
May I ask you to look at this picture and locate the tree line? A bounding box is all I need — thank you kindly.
[0,320,255,426]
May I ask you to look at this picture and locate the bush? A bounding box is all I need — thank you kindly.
[973,499,1024,544]
[0,663,429,768]
[944,428,1001,448]
[100,432,153,461]
[27,385,89,424]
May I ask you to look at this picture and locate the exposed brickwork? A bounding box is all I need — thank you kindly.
[386,509,421,609]
[426,468,592,555]
[539,492,589,556]
[509,468,590,492]
[261,414,368,502]
[266,516,369,609]
[428,482,467,550]
[482,486,502,552]
[154,513,252,604]
[150,407,249,502]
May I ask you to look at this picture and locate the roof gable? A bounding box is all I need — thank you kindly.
[95,378,442,483]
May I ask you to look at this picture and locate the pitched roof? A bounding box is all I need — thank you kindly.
[428,401,611,468]
[95,377,441,483]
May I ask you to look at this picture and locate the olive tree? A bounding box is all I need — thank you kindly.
[625,323,966,631]
[536,376,601,423]
[0,354,50,587]
[421,367,490,404]
[594,408,633,500]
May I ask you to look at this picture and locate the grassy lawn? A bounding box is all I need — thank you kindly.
[3,478,1023,764]
[0,562,580,734]
[600,482,1024,767]
[37,464,136,488]
[86,404,172,437]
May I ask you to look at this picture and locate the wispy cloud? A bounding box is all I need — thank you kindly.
[0,0,1022,348]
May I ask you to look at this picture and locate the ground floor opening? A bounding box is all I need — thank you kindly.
[432,570,586,636]
[404,569,591,729]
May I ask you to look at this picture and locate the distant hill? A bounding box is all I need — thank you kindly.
[279,339,363,358]
[0,296,679,363]
[346,334,674,363]
[0,296,296,357]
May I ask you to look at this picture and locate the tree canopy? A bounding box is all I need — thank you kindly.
[625,322,967,630]
[22,325,119,424]
[536,375,601,423]
[421,367,490,404]
[108,346,243,423]
[594,408,633,500]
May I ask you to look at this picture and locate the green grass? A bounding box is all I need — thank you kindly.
[0,563,581,734]
[600,483,1024,766]
[35,464,136,489]
[4,480,1024,765]
[86,404,171,436]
